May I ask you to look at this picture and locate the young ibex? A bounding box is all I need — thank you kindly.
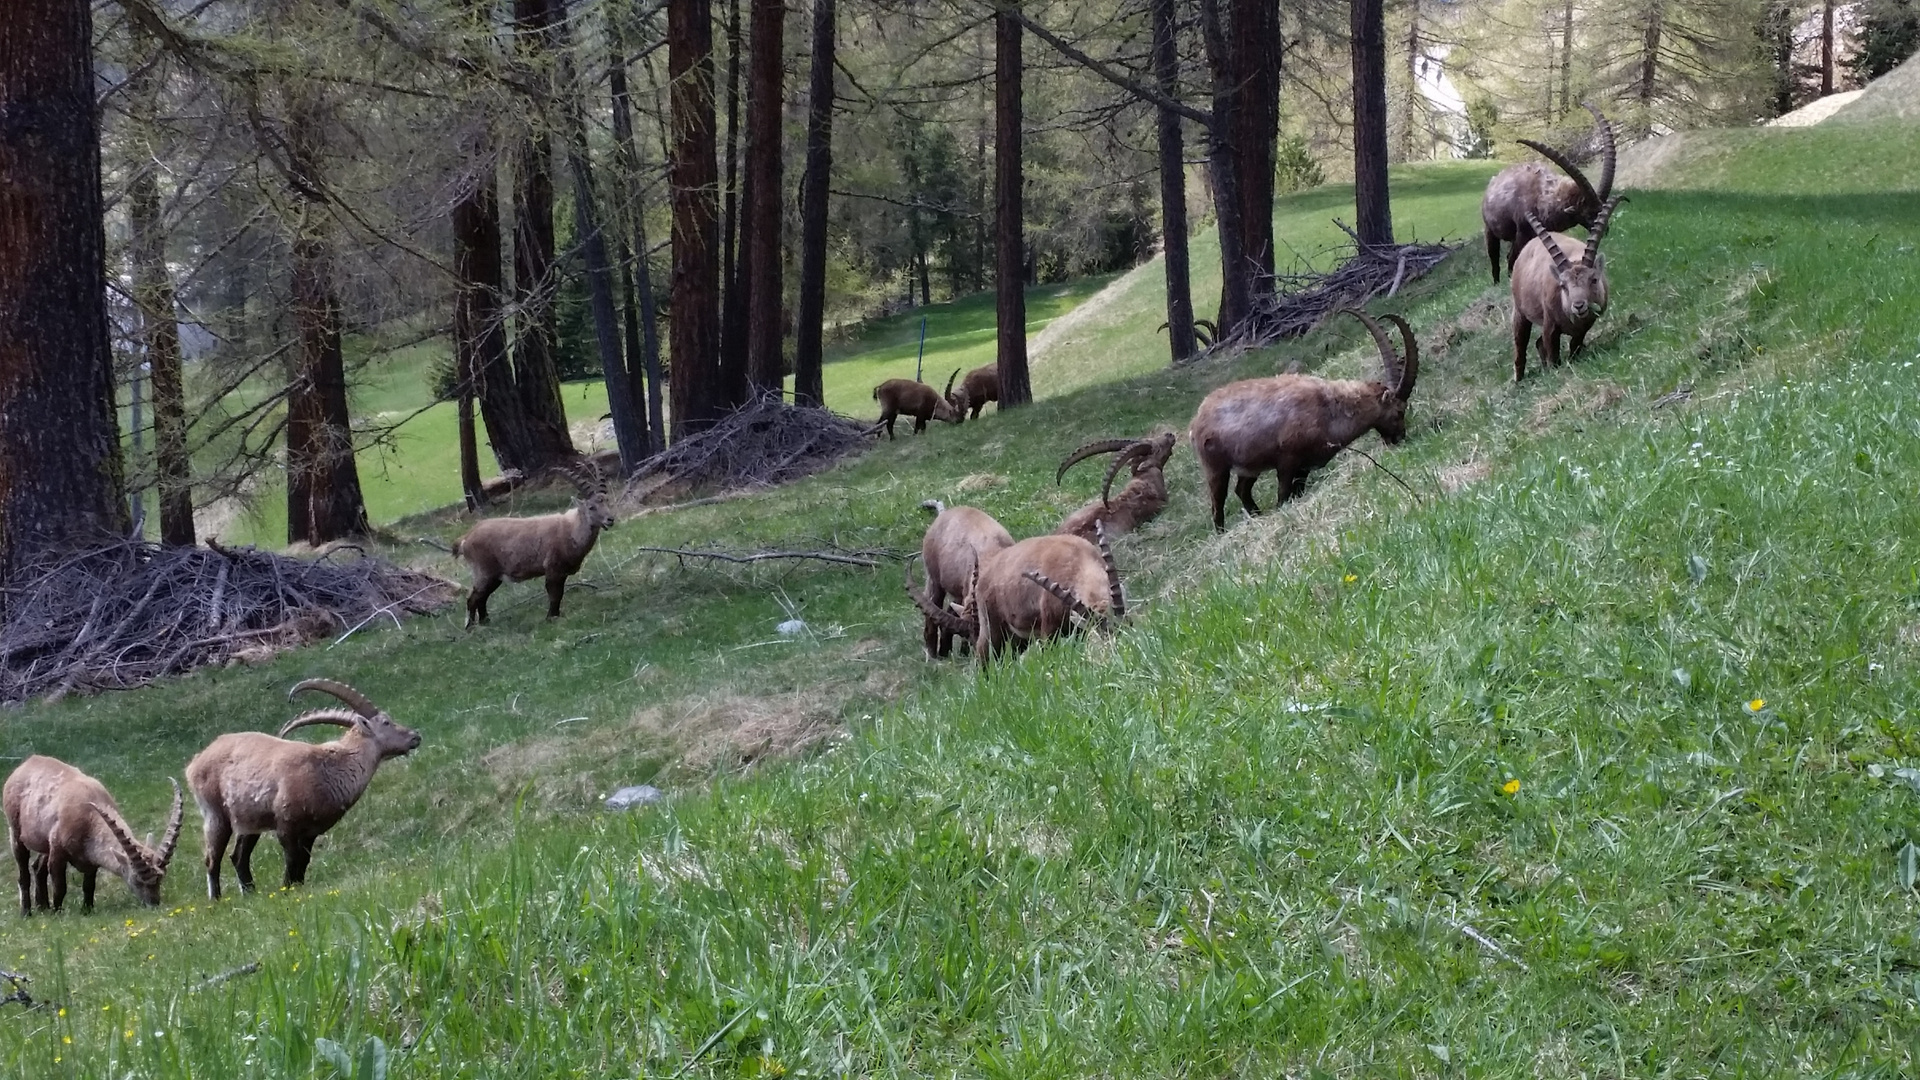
[1054,431,1177,542]
[872,375,962,439]
[185,679,420,898]
[1189,310,1419,531]
[1481,103,1616,282]
[909,523,1126,664]
[946,364,999,421]
[914,500,1014,659]
[454,489,615,627]
[1510,199,1622,381]
[4,757,183,914]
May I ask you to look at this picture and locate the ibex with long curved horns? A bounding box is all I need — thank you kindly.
[914,500,1014,659]
[4,757,183,914]
[185,679,420,898]
[1481,103,1617,282]
[1054,431,1177,542]
[908,522,1126,664]
[1188,310,1419,531]
[1510,198,1623,381]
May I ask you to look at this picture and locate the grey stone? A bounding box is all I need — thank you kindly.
[604,784,666,810]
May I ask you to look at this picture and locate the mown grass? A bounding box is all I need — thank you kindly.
[9,131,1920,1076]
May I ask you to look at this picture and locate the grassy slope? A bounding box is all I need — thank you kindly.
[9,130,1920,1076]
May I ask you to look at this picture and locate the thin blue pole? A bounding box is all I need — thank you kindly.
[915,316,927,382]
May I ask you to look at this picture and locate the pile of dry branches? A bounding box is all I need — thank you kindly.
[0,541,455,704]
[624,393,874,499]
[1195,227,1460,359]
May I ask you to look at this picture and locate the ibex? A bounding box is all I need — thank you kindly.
[1481,103,1616,282]
[914,500,1014,659]
[185,679,420,898]
[947,364,1000,421]
[1510,199,1622,381]
[908,523,1126,664]
[872,375,962,439]
[1054,431,1176,542]
[454,489,615,627]
[4,757,183,914]
[1188,310,1418,531]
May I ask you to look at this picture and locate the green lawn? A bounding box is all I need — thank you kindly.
[11,133,1920,1076]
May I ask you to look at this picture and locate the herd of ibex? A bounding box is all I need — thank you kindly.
[6,111,1627,916]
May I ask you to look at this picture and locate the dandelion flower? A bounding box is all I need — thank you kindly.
[57,1008,65,1018]
[62,1036,71,1045]
[1343,574,1358,583]
[1501,778,1521,795]
[1746,697,1767,713]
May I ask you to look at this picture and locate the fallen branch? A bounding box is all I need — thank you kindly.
[624,392,875,500]
[189,962,262,993]
[629,546,893,569]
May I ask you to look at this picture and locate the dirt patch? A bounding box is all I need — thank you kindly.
[1527,381,1626,433]
[1028,271,1144,364]
[1612,131,1705,188]
[1767,89,1865,127]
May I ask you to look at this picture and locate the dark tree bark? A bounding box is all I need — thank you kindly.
[1351,0,1394,247]
[994,9,1032,409]
[1559,0,1575,120]
[718,0,751,406]
[1768,0,1796,114]
[670,0,725,438]
[0,0,128,582]
[286,226,369,544]
[1635,7,1662,105]
[127,51,193,547]
[1151,0,1195,362]
[512,0,578,465]
[454,160,537,479]
[1231,0,1280,285]
[743,0,786,393]
[1199,0,1249,336]
[607,23,660,455]
[793,0,835,407]
[1821,0,1837,95]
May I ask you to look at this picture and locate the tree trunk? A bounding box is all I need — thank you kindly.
[1559,0,1575,119]
[793,0,835,408]
[127,47,193,547]
[718,0,751,407]
[1821,0,1836,95]
[994,9,1032,409]
[721,0,743,328]
[1636,5,1662,105]
[607,26,656,456]
[0,0,128,582]
[1151,0,1196,362]
[744,0,786,394]
[1200,0,1249,336]
[1400,2,1422,160]
[512,0,577,466]
[1231,0,1279,286]
[670,0,724,438]
[286,222,368,544]
[1769,0,1795,114]
[454,160,535,478]
[1351,0,1394,247]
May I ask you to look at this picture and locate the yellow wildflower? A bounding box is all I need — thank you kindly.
[1501,778,1521,795]
[1746,697,1767,713]
[1343,573,1358,583]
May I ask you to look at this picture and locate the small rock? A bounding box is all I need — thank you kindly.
[604,785,665,810]
[776,619,807,636]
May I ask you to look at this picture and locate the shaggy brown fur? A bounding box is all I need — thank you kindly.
[185,679,419,898]
[454,493,615,627]
[4,756,182,914]
[914,501,1014,660]
[1481,104,1616,282]
[948,364,1000,421]
[1054,432,1177,542]
[1188,311,1419,531]
[909,525,1125,665]
[872,377,962,439]
[1510,199,1622,381]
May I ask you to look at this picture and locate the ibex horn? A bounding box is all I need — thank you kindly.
[1517,137,1599,215]
[1057,439,1135,485]
[943,368,961,398]
[1096,519,1125,619]
[1342,309,1404,392]
[1527,212,1573,276]
[1581,102,1616,203]
[1024,570,1096,623]
[289,677,381,718]
[1100,443,1154,507]
[90,803,156,877]
[1584,196,1626,267]
[903,557,974,639]
[156,778,183,870]
[279,708,363,738]
[1379,314,1419,400]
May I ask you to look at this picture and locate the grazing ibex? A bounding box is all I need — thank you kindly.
[1510,199,1622,381]
[1055,431,1176,542]
[909,523,1126,664]
[1481,103,1617,282]
[454,489,615,627]
[4,757,183,914]
[947,364,1000,421]
[185,679,420,898]
[1189,310,1419,531]
[872,375,962,439]
[914,500,1014,659]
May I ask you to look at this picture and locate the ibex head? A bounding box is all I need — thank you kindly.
[943,368,969,421]
[1057,432,1178,508]
[283,679,422,760]
[1342,309,1420,445]
[1517,102,1616,226]
[1526,199,1621,325]
[89,779,184,905]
